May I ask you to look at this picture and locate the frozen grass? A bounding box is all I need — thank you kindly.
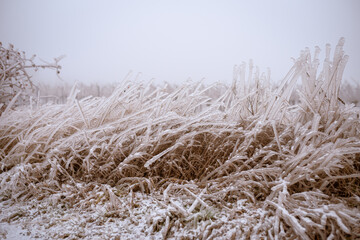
[1,38,360,239]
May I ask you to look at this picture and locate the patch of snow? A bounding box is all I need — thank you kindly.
[0,222,37,240]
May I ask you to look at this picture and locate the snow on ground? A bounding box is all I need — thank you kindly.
[0,221,34,240]
[0,191,269,240]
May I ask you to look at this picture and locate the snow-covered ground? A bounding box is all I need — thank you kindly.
[0,222,34,240]
[0,191,269,240]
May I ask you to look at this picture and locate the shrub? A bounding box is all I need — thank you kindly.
[0,42,62,113]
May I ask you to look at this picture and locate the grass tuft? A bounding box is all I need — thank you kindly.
[1,38,359,239]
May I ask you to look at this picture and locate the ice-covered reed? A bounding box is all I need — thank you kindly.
[1,38,359,239]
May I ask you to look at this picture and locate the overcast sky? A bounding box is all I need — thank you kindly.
[1,0,359,85]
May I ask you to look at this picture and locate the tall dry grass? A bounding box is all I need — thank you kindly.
[1,38,359,239]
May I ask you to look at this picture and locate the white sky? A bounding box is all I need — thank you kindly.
[1,0,359,85]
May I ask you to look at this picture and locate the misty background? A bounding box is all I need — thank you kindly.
[1,0,359,86]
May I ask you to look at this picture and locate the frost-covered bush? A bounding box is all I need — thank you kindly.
[0,42,62,113]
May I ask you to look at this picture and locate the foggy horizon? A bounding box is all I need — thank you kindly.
[1,0,360,86]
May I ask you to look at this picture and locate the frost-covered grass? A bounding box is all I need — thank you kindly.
[1,38,360,239]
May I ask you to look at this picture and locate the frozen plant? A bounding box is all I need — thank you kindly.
[0,42,63,113]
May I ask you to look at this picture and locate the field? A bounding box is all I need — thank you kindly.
[1,39,360,239]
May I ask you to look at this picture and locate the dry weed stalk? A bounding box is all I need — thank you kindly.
[1,38,359,239]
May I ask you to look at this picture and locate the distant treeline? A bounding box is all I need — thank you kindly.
[36,81,360,107]
[36,82,117,104]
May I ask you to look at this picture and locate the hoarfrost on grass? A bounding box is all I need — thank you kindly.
[0,38,360,239]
